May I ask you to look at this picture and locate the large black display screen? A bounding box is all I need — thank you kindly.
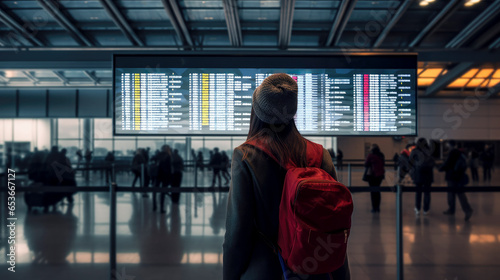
[114,54,417,136]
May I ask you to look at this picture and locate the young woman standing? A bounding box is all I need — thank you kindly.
[223,73,350,280]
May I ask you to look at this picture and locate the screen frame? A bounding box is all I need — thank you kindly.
[113,52,418,137]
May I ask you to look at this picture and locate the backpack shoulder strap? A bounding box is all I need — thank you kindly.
[244,139,279,163]
[305,140,324,168]
[245,138,324,169]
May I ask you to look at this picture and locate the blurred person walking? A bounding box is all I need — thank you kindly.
[105,151,115,183]
[397,148,411,184]
[60,148,76,203]
[336,148,344,171]
[171,149,184,203]
[76,149,83,169]
[480,144,494,182]
[210,148,222,188]
[364,144,385,213]
[468,148,480,182]
[439,140,473,221]
[131,149,146,188]
[409,138,435,215]
[392,152,399,171]
[221,150,230,185]
[196,151,204,172]
[154,145,172,213]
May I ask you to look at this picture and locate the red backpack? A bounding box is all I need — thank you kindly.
[246,139,353,275]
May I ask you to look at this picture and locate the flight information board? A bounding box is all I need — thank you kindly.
[114,54,417,136]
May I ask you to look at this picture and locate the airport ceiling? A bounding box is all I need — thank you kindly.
[0,0,499,97]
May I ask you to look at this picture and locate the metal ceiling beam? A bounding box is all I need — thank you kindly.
[326,0,358,47]
[98,0,144,46]
[161,0,193,47]
[22,71,39,84]
[83,70,100,85]
[372,0,413,48]
[278,0,296,49]
[408,0,462,48]
[1,49,500,70]
[445,1,500,49]
[0,6,44,46]
[489,37,500,49]
[425,62,475,96]
[471,20,500,49]
[52,71,69,84]
[222,0,242,47]
[37,0,93,47]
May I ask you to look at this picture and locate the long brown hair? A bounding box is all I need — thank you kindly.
[243,108,307,167]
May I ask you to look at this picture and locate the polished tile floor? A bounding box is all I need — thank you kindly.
[0,168,499,280]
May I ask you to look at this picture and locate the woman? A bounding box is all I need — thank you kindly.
[223,73,350,280]
[365,144,385,213]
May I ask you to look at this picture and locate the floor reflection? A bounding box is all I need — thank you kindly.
[24,204,78,265]
[0,186,499,280]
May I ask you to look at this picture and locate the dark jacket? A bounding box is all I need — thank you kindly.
[172,153,184,173]
[211,152,223,171]
[480,148,494,168]
[409,147,435,185]
[223,144,349,280]
[131,154,146,174]
[439,148,464,182]
[157,152,172,180]
[365,152,385,178]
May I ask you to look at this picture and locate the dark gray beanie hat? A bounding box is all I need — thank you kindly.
[252,73,298,124]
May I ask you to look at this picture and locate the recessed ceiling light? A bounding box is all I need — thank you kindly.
[419,1,429,6]
[465,0,481,7]
[204,17,214,20]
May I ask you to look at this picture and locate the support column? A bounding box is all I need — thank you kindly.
[83,118,94,152]
[83,119,94,182]
[50,119,58,147]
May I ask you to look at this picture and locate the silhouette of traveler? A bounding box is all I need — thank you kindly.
[222,73,349,280]
[392,152,399,171]
[468,148,480,182]
[196,151,204,172]
[397,148,411,184]
[105,151,115,183]
[439,140,473,221]
[210,147,222,188]
[409,138,435,215]
[365,144,385,213]
[131,148,146,188]
[220,150,231,185]
[60,148,76,204]
[336,149,343,171]
[171,149,184,203]
[480,144,494,182]
[76,149,83,169]
[154,145,172,213]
